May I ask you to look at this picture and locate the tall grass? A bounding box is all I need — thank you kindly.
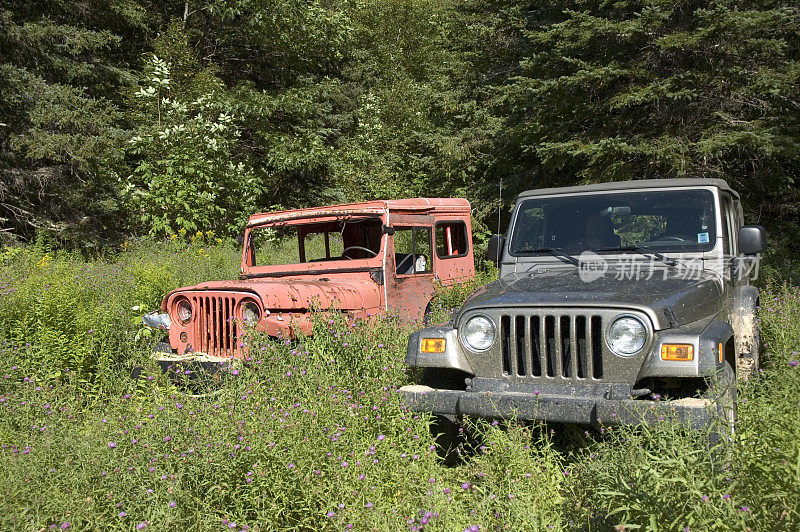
[0,240,798,530]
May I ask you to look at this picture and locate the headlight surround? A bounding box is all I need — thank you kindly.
[241,300,261,323]
[175,298,193,324]
[461,315,496,352]
[606,315,648,356]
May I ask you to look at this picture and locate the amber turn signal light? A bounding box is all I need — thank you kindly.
[661,344,694,361]
[421,338,446,353]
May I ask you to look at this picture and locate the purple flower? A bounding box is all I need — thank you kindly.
[60,524,70,529]
[108,442,117,448]
[326,511,335,518]
[701,495,709,502]
[163,436,171,442]
[461,482,471,490]
[722,494,731,500]
[136,524,147,530]
[119,512,126,517]
[365,502,373,509]
[169,501,176,508]
[740,506,749,512]
[789,361,799,367]
[377,434,385,441]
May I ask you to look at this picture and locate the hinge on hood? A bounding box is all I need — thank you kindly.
[370,269,384,285]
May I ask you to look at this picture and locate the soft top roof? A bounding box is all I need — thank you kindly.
[247,198,470,226]
[517,178,738,200]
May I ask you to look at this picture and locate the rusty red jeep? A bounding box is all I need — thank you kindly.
[143,198,474,361]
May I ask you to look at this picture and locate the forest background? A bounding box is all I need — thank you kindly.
[2,0,799,251]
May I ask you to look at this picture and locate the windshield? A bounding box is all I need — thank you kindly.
[248,217,383,267]
[509,189,717,255]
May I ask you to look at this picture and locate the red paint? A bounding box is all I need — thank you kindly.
[162,198,475,357]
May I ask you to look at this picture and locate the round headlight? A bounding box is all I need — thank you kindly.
[462,316,496,352]
[241,300,261,323]
[175,298,193,324]
[606,315,647,356]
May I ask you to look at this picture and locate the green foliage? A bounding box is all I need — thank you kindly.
[127,54,260,237]
[0,241,799,529]
[0,1,149,245]
[490,0,800,204]
[0,238,240,383]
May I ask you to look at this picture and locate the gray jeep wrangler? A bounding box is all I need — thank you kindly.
[400,179,765,428]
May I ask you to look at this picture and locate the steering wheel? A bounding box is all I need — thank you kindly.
[342,246,378,259]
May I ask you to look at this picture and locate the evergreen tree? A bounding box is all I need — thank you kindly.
[492,0,800,212]
[0,0,152,245]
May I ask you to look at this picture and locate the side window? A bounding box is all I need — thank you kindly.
[394,227,432,275]
[720,196,734,255]
[435,221,469,258]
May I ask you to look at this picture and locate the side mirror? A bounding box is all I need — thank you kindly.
[738,225,766,255]
[487,235,505,264]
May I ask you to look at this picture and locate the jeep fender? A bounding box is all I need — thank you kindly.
[406,327,474,375]
[636,319,734,381]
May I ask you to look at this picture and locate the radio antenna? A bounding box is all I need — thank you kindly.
[497,178,502,238]
[495,178,502,268]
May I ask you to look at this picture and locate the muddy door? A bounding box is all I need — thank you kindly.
[386,214,435,323]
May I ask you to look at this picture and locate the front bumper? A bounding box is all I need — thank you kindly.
[399,385,714,428]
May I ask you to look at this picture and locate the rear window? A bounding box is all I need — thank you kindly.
[436,221,469,258]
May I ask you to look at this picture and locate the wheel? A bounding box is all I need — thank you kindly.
[430,414,462,466]
[422,303,433,326]
[704,361,737,436]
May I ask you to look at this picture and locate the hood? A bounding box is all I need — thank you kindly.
[165,277,382,312]
[460,266,723,330]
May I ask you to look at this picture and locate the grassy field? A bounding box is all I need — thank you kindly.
[0,238,798,531]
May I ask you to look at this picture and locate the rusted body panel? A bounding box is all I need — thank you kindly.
[154,198,475,358]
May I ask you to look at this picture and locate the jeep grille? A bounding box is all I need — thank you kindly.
[500,313,604,380]
[191,294,240,357]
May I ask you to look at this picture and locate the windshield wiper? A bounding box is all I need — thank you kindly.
[595,245,679,268]
[517,247,580,266]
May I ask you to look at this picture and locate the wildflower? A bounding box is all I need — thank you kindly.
[136,523,147,530]
[326,511,335,518]
[701,495,709,502]
[169,501,176,508]
[119,512,126,517]
[60,524,71,529]
[789,361,799,367]
[108,442,117,449]
[740,506,749,512]
[377,434,385,441]
[722,494,731,500]
[461,482,471,490]
[365,502,374,509]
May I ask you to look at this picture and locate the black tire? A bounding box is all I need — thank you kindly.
[422,303,433,326]
[430,414,462,466]
[154,341,174,354]
[705,361,737,437]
